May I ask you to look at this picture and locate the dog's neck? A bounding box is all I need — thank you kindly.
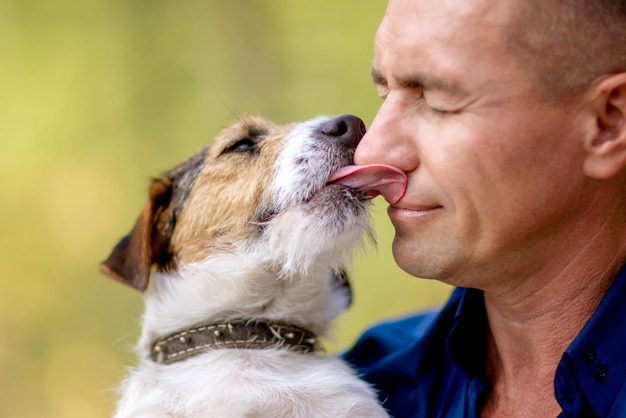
[137,253,350,360]
[150,319,319,364]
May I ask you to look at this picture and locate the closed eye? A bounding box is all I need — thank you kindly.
[222,137,259,154]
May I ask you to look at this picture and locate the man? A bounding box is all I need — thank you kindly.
[344,0,626,417]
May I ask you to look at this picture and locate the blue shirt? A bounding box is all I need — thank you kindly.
[343,265,626,418]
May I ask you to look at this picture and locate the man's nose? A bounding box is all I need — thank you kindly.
[354,98,417,171]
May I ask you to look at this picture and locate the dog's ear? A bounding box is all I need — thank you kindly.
[99,177,175,292]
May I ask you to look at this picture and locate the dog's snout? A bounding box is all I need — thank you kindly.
[318,115,366,148]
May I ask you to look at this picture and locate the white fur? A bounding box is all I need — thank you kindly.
[271,116,336,210]
[113,117,388,418]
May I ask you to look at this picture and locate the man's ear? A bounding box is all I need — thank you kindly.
[584,73,626,179]
[99,177,175,292]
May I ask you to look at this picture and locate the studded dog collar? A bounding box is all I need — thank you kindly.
[150,320,319,364]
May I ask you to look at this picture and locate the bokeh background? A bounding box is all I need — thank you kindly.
[0,1,452,417]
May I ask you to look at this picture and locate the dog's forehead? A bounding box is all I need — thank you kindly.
[163,117,285,189]
[162,116,295,263]
[208,116,284,154]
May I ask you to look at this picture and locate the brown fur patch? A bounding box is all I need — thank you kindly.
[101,116,292,288]
[169,116,286,264]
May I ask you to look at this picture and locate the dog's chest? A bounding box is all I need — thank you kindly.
[116,349,388,417]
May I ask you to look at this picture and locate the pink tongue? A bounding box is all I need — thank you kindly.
[328,164,407,204]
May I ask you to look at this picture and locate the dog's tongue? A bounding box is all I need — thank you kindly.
[328,164,407,204]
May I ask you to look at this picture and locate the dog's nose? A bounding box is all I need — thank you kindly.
[318,115,366,148]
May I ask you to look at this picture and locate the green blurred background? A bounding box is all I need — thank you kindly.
[0,1,452,417]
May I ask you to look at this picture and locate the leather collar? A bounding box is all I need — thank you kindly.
[150,319,318,364]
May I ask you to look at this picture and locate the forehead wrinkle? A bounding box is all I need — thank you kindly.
[375,0,520,98]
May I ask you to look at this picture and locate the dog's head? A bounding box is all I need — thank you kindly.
[100,115,375,292]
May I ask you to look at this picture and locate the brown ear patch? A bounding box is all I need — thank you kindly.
[99,177,175,291]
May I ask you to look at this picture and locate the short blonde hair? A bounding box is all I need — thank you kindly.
[505,0,626,100]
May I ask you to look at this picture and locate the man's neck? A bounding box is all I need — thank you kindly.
[480,226,623,418]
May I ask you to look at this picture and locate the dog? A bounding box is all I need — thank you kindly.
[101,114,405,417]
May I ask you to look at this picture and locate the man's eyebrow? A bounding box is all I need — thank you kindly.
[371,66,462,94]
[371,67,387,87]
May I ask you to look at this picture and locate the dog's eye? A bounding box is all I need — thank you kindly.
[223,138,258,154]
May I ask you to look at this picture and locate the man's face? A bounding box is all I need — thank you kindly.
[356,0,591,288]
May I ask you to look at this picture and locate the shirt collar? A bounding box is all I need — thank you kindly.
[447,287,488,380]
[445,287,489,417]
[557,263,626,417]
[446,264,626,417]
